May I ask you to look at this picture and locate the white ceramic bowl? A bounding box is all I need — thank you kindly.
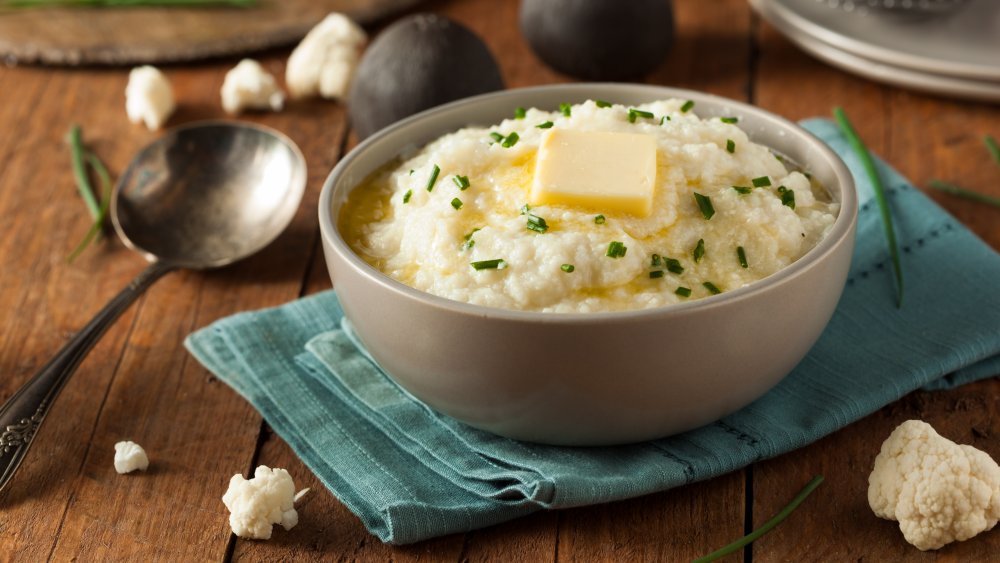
[319,84,857,446]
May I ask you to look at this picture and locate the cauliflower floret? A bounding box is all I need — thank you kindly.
[125,66,174,130]
[221,59,285,115]
[222,465,308,540]
[286,13,367,100]
[868,419,1000,550]
[113,440,149,474]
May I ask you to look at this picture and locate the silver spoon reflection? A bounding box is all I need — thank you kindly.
[0,122,306,494]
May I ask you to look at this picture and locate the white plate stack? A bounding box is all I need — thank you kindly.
[749,0,1000,101]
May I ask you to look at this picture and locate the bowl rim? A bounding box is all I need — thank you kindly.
[319,83,857,324]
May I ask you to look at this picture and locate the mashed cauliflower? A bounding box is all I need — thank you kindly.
[341,99,838,313]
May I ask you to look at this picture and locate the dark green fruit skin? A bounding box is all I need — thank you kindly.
[348,14,505,140]
[520,0,675,81]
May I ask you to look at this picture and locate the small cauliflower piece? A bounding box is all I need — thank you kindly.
[868,419,1000,551]
[125,66,175,130]
[221,59,285,115]
[222,465,308,540]
[113,440,149,474]
[286,13,367,100]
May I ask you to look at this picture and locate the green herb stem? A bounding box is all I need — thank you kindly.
[67,152,112,262]
[834,106,903,307]
[66,125,100,221]
[693,475,824,563]
[726,139,735,154]
[680,100,695,113]
[471,259,506,271]
[536,121,554,129]
[426,164,440,192]
[927,179,1000,209]
[694,192,715,220]
[985,134,1000,169]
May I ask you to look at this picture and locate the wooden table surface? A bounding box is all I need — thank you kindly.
[2,0,999,561]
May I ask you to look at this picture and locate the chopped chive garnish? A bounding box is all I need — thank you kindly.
[774,153,785,163]
[409,169,414,175]
[720,117,739,124]
[526,214,549,233]
[561,263,575,273]
[651,254,662,267]
[675,286,692,298]
[927,180,1000,209]
[514,106,526,119]
[649,270,665,279]
[606,241,627,258]
[595,99,612,108]
[737,246,748,268]
[834,106,902,307]
[453,175,470,190]
[751,176,771,188]
[450,197,462,210]
[777,186,795,209]
[627,108,655,123]
[501,132,519,148]
[462,228,481,250]
[703,281,722,295]
[536,121,554,129]
[726,139,735,154]
[693,475,824,563]
[559,103,572,117]
[489,132,504,143]
[403,189,412,203]
[732,186,752,195]
[693,238,705,263]
[594,214,606,225]
[520,204,531,215]
[471,259,506,271]
[664,257,684,274]
[986,134,1000,168]
[680,100,695,113]
[426,164,440,191]
[694,192,715,220]
[660,116,667,125]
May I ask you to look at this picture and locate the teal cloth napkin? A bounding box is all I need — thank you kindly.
[185,119,1000,544]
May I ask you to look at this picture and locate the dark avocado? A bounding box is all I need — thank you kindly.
[348,14,505,140]
[520,0,675,81]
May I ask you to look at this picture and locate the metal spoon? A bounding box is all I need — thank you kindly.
[0,121,307,493]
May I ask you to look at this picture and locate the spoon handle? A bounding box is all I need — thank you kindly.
[0,261,174,495]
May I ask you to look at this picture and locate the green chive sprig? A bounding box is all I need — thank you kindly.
[703,281,721,295]
[526,214,549,233]
[402,189,412,204]
[450,198,463,210]
[606,241,627,258]
[559,103,572,117]
[927,180,1000,209]
[514,106,526,119]
[595,100,612,108]
[693,475,824,563]
[471,259,506,271]
[536,121,554,129]
[501,132,519,148]
[627,108,655,123]
[680,100,695,113]
[985,134,1000,168]
[561,264,575,272]
[720,116,738,124]
[453,175,470,190]
[675,286,691,297]
[834,106,903,307]
[594,214,606,225]
[66,125,112,262]
[462,228,481,250]
[777,186,795,209]
[694,192,715,220]
[693,239,705,263]
[737,246,748,269]
[732,186,752,195]
[426,164,440,191]
[726,139,735,154]
[664,257,684,274]
[751,176,771,188]
[649,270,665,279]
[488,132,503,143]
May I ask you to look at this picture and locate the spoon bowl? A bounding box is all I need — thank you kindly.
[0,121,306,494]
[113,121,306,269]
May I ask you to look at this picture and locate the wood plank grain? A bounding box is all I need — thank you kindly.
[751,17,1000,561]
[0,55,349,560]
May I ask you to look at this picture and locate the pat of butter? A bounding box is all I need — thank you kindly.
[530,129,657,216]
